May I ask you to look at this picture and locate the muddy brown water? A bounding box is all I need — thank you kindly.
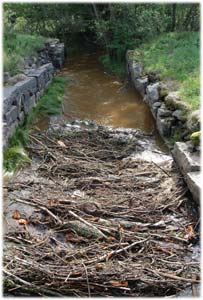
[37,52,168,151]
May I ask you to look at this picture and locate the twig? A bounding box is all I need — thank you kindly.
[152,161,171,177]
[157,271,200,283]
[82,261,91,297]
[86,238,149,264]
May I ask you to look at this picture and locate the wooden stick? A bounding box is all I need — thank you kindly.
[157,271,200,283]
[86,238,148,264]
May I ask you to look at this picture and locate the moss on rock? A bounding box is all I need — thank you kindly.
[190,131,201,146]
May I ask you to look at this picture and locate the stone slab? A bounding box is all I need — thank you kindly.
[186,171,201,204]
[172,142,200,175]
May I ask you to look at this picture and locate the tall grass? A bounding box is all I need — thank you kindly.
[136,32,200,110]
[4,30,47,75]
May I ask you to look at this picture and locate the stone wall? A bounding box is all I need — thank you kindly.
[3,40,65,150]
[126,50,201,204]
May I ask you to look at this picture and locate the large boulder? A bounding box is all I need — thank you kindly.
[165,92,191,112]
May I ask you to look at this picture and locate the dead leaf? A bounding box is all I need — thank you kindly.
[66,233,87,243]
[107,236,116,242]
[57,140,67,148]
[106,252,113,261]
[12,210,21,220]
[18,218,29,225]
[96,264,104,271]
[184,225,195,240]
[71,271,82,277]
[109,280,128,287]
[48,200,57,207]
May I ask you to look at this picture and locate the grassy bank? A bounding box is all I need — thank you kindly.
[4,75,68,172]
[134,32,200,110]
[4,31,47,75]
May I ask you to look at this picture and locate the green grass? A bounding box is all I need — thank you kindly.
[4,75,68,173]
[134,32,200,110]
[4,31,47,75]
[26,76,68,124]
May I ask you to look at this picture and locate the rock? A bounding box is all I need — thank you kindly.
[172,142,200,174]
[172,109,187,122]
[133,77,148,96]
[151,101,162,118]
[159,88,169,98]
[186,172,200,204]
[157,104,172,118]
[156,116,175,137]
[22,95,36,114]
[7,74,28,86]
[190,131,200,147]
[146,83,160,105]
[3,86,19,112]
[186,110,200,132]
[3,105,18,125]
[130,61,143,79]
[165,92,191,112]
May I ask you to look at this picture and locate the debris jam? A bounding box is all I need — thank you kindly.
[3,121,200,297]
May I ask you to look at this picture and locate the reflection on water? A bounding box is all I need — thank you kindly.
[62,52,167,151]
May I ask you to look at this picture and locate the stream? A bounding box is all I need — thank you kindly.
[61,52,167,152]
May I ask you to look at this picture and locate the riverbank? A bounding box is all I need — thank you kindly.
[126,32,200,204]
[136,32,200,111]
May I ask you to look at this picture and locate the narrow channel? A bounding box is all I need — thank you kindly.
[61,52,167,151]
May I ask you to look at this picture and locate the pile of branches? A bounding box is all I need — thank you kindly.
[3,124,200,297]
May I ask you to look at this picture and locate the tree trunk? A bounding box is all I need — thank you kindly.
[171,4,176,31]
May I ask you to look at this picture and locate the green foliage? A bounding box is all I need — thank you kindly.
[4,3,200,76]
[9,126,30,147]
[27,76,68,125]
[100,54,125,79]
[4,30,47,75]
[4,146,31,172]
[137,32,200,110]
